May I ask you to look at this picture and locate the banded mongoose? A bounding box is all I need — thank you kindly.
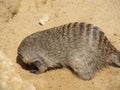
[17,22,120,80]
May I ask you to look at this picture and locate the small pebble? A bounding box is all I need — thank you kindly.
[39,14,49,25]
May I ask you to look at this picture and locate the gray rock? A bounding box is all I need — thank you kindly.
[0,51,36,90]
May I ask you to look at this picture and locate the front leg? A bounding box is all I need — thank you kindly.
[30,61,47,74]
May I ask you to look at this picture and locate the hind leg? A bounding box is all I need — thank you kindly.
[108,53,120,67]
[70,64,95,80]
[68,56,97,80]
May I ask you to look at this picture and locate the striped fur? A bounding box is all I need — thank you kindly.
[17,22,120,80]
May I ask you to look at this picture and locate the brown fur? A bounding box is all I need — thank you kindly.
[17,22,120,80]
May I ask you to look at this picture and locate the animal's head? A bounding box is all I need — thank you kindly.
[17,40,48,74]
[17,52,48,74]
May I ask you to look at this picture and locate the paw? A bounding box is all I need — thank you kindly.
[76,71,94,80]
[30,70,40,74]
[80,74,93,80]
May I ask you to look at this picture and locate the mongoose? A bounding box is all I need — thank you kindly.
[17,22,120,80]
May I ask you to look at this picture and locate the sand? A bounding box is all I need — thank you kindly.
[0,0,120,90]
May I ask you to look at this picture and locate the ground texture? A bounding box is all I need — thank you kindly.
[0,0,120,90]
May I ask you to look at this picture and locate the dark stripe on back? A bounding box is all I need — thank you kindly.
[61,24,66,36]
[72,22,78,28]
[99,31,105,46]
[72,22,79,37]
[103,37,107,45]
[86,24,92,37]
[79,22,85,36]
[66,23,72,36]
[93,26,98,40]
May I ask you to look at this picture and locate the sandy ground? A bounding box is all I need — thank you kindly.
[0,0,120,90]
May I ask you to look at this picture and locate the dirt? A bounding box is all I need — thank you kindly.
[0,0,120,90]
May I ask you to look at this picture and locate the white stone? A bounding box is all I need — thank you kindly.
[39,14,49,25]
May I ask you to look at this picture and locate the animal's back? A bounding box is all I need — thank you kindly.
[22,22,113,58]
